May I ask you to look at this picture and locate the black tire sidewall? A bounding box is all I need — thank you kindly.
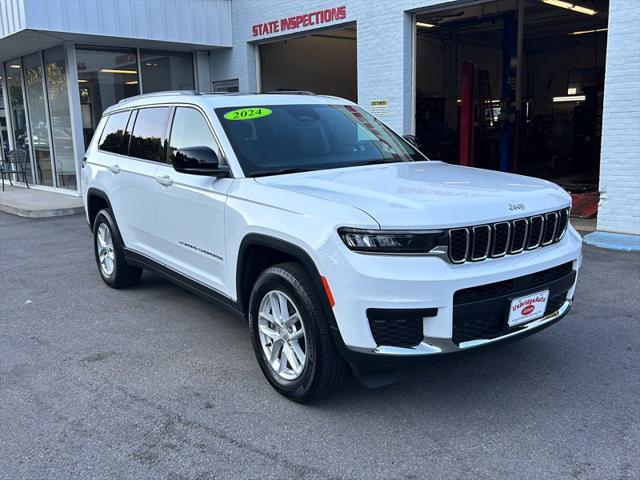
[249,270,321,399]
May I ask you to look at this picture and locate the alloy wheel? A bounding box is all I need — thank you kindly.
[96,223,115,277]
[258,290,307,381]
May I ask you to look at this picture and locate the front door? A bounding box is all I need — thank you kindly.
[152,106,232,294]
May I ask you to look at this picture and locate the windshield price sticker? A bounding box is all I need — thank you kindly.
[224,108,272,121]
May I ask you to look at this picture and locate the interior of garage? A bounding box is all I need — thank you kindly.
[259,26,357,102]
[415,0,609,218]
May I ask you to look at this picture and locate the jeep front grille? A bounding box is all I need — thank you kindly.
[447,208,570,264]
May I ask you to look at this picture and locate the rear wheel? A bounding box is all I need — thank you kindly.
[248,262,349,403]
[92,208,142,288]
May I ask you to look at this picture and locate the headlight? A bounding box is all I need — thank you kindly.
[338,228,444,254]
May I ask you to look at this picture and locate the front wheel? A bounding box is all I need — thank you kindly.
[248,262,349,403]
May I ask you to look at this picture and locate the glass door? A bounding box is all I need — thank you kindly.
[23,52,55,186]
[0,73,6,162]
[5,59,34,183]
[44,46,76,190]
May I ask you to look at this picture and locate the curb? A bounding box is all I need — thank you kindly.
[0,204,85,218]
[583,231,640,252]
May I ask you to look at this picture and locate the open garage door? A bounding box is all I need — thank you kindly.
[259,26,357,101]
[414,0,609,219]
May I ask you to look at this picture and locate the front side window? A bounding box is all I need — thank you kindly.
[215,104,424,177]
[168,107,220,164]
[128,107,171,162]
[98,110,130,154]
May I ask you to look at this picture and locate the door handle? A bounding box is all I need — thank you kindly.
[155,175,174,187]
[108,164,121,174]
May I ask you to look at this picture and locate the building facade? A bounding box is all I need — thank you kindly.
[1,0,638,236]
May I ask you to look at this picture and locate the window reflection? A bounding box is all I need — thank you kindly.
[24,52,54,186]
[76,47,140,148]
[140,50,194,93]
[44,46,76,190]
[5,59,33,183]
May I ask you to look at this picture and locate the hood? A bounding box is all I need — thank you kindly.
[255,161,570,228]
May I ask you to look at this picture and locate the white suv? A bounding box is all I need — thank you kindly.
[82,92,582,402]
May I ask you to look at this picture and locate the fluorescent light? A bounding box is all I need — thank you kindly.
[416,21,435,28]
[100,68,138,74]
[9,64,20,69]
[542,0,597,16]
[78,79,88,83]
[125,80,139,85]
[553,95,586,102]
[569,27,607,35]
[567,87,577,95]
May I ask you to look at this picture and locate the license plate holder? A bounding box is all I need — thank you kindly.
[507,290,550,327]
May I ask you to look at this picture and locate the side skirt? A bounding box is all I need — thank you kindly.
[123,248,244,319]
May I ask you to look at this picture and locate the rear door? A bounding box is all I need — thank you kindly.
[109,106,171,258]
[152,106,233,294]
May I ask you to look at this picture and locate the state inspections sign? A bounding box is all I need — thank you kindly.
[252,6,347,37]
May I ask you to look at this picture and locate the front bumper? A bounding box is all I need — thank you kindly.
[320,226,582,364]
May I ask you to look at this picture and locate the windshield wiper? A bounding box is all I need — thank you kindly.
[347,159,402,167]
[250,167,316,178]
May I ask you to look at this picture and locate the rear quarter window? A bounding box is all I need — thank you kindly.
[98,110,131,154]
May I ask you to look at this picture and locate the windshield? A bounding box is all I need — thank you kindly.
[215,104,426,177]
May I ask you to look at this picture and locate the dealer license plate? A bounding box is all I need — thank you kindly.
[508,290,549,327]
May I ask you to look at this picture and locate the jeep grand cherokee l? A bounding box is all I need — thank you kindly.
[82,92,582,402]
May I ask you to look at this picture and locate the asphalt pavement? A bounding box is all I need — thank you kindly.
[1,212,638,480]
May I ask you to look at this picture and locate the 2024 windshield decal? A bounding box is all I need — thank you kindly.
[224,107,272,121]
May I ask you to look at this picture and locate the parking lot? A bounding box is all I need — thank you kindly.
[1,211,638,480]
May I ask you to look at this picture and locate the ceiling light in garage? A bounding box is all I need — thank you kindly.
[569,27,607,35]
[542,0,597,16]
[416,22,435,28]
[553,95,586,102]
[100,68,138,74]
[125,81,139,85]
[9,64,20,69]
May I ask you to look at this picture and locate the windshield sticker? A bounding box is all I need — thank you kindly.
[224,107,272,121]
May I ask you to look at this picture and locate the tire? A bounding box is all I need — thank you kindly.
[248,262,350,403]
[93,208,142,289]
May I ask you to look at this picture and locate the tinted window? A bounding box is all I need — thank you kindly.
[169,107,220,163]
[215,104,423,177]
[99,110,131,154]
[128,107,170,161]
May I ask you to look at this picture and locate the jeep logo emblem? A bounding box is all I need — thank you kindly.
[508,203,525,211]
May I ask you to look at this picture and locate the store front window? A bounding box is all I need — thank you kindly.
[44,46,76,190]
[0,73,7,161]
[23,52,54,186]
[140,50,194,93]
[5,59,33,183]
[76,47,140,148]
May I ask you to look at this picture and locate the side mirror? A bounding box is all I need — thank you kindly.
[403,134,420,150]
[172,146,230,177]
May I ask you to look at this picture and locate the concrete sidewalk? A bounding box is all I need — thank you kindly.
[0,185,84,218]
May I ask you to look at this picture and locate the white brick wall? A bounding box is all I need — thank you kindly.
[212,0,640,235]
[598,0,640,235]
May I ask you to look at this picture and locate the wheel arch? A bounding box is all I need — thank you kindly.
[236,234,334,320]
[86,188,113,228]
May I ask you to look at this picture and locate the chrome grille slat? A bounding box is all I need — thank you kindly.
[446,208,569,264]
[470,225,491,261]
[527,215,545,250]
[542,212,558,245]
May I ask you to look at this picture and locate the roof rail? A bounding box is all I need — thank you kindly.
[116,90,203,104]
[265,90,317,95]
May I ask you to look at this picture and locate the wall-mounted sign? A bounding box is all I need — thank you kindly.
[370,99,388,117]
[252,6,347,38]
